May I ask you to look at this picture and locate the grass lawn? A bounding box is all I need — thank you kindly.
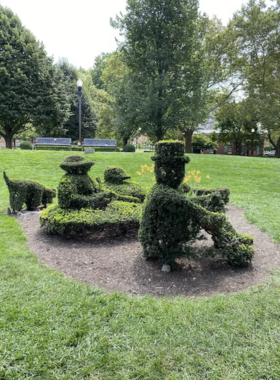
[1,149,280,379]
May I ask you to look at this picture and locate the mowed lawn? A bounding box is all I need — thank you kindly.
[0,149,280,379]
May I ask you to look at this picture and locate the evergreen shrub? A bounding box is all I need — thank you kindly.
[123,144,135,152]
[19,141,33,150]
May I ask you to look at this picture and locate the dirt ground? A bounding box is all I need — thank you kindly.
[16,205,280,298]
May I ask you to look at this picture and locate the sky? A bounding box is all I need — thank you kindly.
[0,0,250,70]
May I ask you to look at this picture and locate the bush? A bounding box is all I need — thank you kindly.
[123,144,135,152]
[40,201,142,237]
[19,141,33,150]
[36,146,73,151]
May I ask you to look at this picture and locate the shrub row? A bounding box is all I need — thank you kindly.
[35,146,120,152]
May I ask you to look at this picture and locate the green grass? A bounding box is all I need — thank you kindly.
[1,150,280,379]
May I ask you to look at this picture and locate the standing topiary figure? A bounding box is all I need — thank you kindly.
[139,141,254,268]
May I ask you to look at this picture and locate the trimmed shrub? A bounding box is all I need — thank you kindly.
[123,144,135,152]
[40,201,142,237]
[104,166,147,202]
[104,166,131,184]
[139,140,254,268]
[19,141,33,150]
[36,146,73,151]
[3,171,56,212]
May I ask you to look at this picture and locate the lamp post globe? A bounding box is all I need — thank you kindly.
[77,79,83,146]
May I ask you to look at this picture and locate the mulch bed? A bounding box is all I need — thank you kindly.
[16,205,280,298]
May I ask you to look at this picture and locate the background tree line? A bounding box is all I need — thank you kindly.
[1,0,280,155]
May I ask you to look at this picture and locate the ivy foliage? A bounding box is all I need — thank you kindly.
[3,172,56,212]
[139,141,254,268]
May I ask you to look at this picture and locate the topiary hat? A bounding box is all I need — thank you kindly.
[59,155,95,174]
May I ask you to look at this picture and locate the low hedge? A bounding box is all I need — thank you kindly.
[35,146,120,152]
[36,146,76,151]
[40,201,142,237]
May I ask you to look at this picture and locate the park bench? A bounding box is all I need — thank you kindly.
[34,137,72,149]
[82,139,117,152]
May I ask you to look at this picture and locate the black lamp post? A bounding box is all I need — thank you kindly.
[77,79,83,146]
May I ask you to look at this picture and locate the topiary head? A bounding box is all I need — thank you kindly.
[152,141,190,188]
[104,166,131,183]
[59,155,94,175]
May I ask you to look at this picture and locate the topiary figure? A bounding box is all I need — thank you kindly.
[3,171,56,213]
[104,166,131,184]
[139,141,254,268]
[40,156,143,237]
[58,156,104,210]
[103,166,147,203]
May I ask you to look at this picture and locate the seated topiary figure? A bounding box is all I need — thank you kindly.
[58,156,108,210]
[139,141,254,268]
[3,172,56,213]
[103,166,147,202]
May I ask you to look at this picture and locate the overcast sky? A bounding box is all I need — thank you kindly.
[0,0,250,69]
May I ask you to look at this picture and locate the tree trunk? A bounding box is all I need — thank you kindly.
[4,134,13,149]
[268,132,280,158]
[122,137,128,148]
[184,130,194,153]
[274,137,280,158]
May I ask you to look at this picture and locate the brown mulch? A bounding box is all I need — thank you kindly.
[16,205,280,298]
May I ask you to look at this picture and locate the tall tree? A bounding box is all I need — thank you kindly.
[111,0,202,142]
[91,53,112,90]
[102,52,140,146]
[228,0,280,156]
[215,99,260,155]
[0,6,70,148]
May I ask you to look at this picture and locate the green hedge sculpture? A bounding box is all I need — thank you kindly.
[4,172,56,213]
[40,156,143,237]
[139,141,254,268]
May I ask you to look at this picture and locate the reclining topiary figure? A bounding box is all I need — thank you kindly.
[3,171,56,213]
[139,141,254,268]
[103,166,147,203]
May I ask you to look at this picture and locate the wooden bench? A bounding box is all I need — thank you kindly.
[34,137,72,149]
[82,139,117,152]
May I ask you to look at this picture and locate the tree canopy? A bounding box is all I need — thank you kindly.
[111,0,203,142]
[0,6,70,148]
